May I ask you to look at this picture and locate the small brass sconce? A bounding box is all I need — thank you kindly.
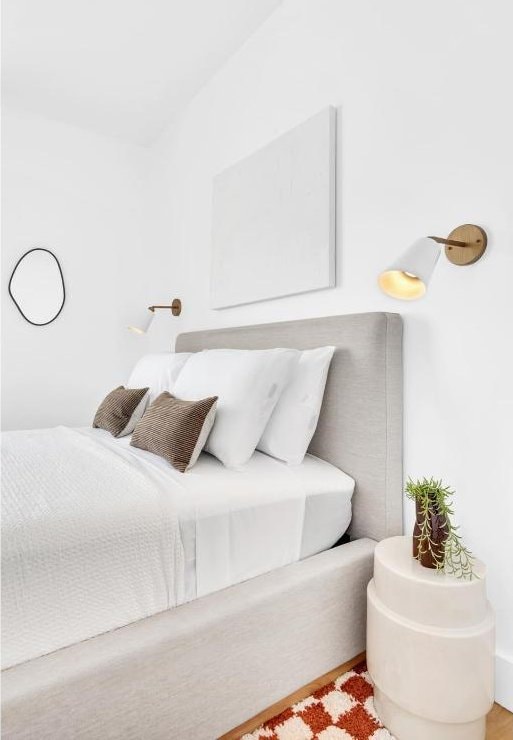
[128,298,182,334]
[378,224,487,300]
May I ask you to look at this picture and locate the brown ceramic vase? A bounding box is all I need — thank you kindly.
[413,494,448,569]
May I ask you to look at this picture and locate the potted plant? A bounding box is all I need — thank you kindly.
[406,477,477,579]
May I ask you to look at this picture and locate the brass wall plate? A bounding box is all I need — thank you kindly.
[445,224,487,266]
[171,298,182,316]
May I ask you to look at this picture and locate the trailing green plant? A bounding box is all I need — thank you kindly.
[406,477,478,580]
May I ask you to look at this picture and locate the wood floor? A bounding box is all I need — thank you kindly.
[487,703,513,740]
[220,653,513,740]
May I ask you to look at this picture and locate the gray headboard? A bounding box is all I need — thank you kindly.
[176,312,403,542]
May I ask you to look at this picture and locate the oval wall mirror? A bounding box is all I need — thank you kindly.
[8,248,65,326]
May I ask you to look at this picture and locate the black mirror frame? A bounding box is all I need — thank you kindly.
[8,248,66,326]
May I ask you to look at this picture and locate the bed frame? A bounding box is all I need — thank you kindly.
[2,312,403,739]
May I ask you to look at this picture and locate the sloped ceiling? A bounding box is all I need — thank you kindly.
[2,0,282,144]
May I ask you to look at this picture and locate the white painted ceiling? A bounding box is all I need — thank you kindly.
[2,0,282,144]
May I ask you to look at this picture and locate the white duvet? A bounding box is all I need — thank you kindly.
[1,426,185,669]
[1,426,353,670]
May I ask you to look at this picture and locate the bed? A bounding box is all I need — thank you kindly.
[1,311,403,739]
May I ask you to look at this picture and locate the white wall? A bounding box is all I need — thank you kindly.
[1,110,156,430]
[146,0,513,706]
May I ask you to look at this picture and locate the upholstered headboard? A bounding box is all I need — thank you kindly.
[176,312,403,541]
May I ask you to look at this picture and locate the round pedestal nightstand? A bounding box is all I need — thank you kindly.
[367,535,495,740]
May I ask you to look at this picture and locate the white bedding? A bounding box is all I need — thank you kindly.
[1,427,353,669]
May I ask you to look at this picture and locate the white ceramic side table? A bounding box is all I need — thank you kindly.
[367,536,494,740]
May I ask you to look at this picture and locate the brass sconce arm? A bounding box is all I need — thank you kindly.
[428,236,469,247]
[429,224,487,266]
[148,298,182,316]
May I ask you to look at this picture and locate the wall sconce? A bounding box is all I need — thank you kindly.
[128,298,182,334]
[378,224,487,300]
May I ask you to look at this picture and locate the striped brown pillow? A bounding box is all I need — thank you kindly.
[93,386,149,437]
[130,392,218,473]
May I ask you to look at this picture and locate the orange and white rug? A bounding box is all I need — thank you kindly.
[241,662,394,740]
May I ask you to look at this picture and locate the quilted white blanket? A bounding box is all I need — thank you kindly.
[1,427,185,669]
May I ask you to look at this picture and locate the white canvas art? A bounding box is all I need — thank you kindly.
[211,107,336,308]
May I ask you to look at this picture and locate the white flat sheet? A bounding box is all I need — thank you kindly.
[111,431,354,601]
[1,427,353,669]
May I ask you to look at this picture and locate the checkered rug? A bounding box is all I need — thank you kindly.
[241,662,394,740]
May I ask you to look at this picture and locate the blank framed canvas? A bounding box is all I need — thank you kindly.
[211,107,336,309]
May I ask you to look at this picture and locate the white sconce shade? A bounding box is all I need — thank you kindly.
[128,308,154,334]
[378,237,441,300]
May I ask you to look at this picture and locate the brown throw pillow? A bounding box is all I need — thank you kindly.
[93,386,149,437]
[130,392,218,473]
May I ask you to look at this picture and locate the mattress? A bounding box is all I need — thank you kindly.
[1,427,353,669]
[112,430,354,601]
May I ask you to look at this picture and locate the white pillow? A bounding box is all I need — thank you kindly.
[120,389,151,437]
[127,352,192,402]
[258,346,335,465]
[173,348,299,468]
